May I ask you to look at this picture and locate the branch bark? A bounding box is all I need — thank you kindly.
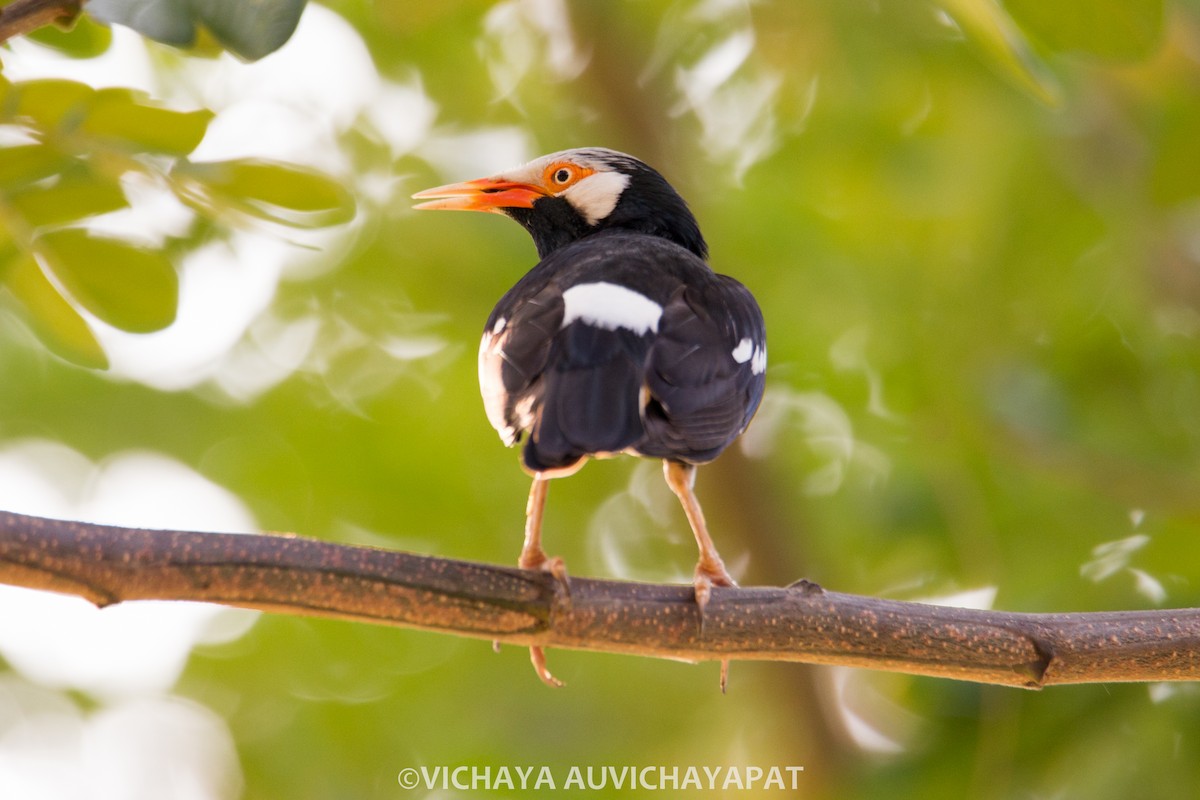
[1,509,1197,688]
[0,0,82,45]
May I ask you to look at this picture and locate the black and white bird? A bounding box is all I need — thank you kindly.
[414,148,766,685]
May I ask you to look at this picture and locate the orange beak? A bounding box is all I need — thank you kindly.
[412,177,546,213]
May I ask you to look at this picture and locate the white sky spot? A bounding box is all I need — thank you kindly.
[0,684,242,800]
[94,233,289,391]
[480,0,588,104]
[0,441,259,699]
[561,282,664,335]
[417,127,534,183]
[0,25,157,91]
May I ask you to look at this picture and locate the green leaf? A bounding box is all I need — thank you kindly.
[936,0,1061,105]
[81,89,214,155]
[27,16,115,59]
[3,79,95,128]
[7,168,128,228]
[2,251,108,368]
[1150,110,1200,206]
[85,0,308,61]
[190,0,308,61]
[175,159,356,227]
[34,229,179,333]
[0,144,70,189]
[1002,0,1163,60]
[85,0,197,46]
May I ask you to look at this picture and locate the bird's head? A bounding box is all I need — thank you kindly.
[413,148,707,261]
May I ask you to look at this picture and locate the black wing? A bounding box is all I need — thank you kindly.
[637,275,766,464]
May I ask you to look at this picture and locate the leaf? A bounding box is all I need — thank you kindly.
[3,79,95,128]
[2,252,108,368]
[81,89,214,155]
[34,229,179,333]
[85,0,197,46]
[7,168,128,228]
[85,0,308,61]
[1002,0,1163,60]
[0,144,70,189]
[936,0,1061,105]
[190,0,308,61]
[175,159,356,227]
[1150,110,1200,206]
[27,16,115,59]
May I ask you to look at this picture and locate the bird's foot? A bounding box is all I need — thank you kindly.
[518,551,570,687]
[693,561,737,613]
[519,551,572,601]
[529,645,565,688]
[694,562,736,692]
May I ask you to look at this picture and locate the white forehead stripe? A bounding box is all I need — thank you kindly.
[561,282,662,335]
[561,171,631,225]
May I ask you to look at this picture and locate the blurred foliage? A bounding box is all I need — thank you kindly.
[2,0,1200,799]
[84,0,308,60]
[0,75,353,366]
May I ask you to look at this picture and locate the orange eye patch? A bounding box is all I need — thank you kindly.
[543,162,595,191]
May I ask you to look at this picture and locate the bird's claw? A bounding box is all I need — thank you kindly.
[530,645,565,688]
[518,552,570,687]
[520,552,572,602]
[693,561,736,613]
[694,563,736,692]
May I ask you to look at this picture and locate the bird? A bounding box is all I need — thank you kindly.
[413,147,766,686]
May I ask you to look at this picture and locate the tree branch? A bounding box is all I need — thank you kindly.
[0,509,1197,688]
[0,0,82,45]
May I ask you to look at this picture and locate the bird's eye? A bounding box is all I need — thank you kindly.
[553,167,573,185]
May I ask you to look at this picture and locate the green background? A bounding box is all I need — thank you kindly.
[2,0,1199,797]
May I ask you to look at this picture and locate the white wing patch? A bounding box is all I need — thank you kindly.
[561,282,663,335]
[732,337,753,363]
[751,344,767,375]
[478,330,516,444]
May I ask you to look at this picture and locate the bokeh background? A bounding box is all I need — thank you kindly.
[2,0,1199,797]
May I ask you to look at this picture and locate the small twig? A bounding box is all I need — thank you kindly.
[0,0,82,46]
[0,510,1197,688]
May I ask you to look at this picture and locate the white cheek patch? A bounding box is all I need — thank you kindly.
[561,171,631,225]
[561,281,663,335]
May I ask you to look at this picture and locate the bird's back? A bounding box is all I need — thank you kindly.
[479,231,765,476]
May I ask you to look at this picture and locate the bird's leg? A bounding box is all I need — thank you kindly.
[663,460,737,611]
[518,476,569,588]
[518,475,568,688]
[665,460,736,691]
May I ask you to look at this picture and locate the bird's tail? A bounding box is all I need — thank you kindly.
[523,329,647,473]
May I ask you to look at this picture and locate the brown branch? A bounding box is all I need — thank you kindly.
[0,0,82,45]
[0,509,1197,688]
